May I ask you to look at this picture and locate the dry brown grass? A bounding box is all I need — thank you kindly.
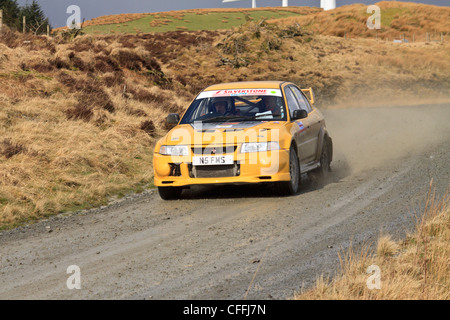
[170,18,449,107]
[270,1,450,42]
[0,30,193,228]
[53,13,153,32]
[295,183,449,300]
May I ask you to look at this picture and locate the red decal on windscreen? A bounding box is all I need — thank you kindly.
[213,89,268,96]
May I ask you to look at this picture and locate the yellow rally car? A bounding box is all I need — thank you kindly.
[153,81,333,200]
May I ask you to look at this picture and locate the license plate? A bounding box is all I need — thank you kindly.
[192,155,234,166]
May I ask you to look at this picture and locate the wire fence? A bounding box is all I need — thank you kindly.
[0,9,51,36]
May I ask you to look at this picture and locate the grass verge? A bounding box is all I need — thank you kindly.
[294,181,449,300]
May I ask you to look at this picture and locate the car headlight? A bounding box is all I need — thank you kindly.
[240,142,280,153]
[159,145,189,156]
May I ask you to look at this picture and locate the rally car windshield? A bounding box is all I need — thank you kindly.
[180,90,287,124]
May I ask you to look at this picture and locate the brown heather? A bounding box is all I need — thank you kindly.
[0,2,449,227]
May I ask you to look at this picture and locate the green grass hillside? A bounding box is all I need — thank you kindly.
[53,7,321,35]
[85,10,302,34]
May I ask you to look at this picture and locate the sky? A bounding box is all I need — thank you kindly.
[15,0,450,28]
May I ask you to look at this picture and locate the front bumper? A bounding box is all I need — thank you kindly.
[153,149,290,187]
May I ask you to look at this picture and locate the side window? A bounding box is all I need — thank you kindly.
[198,99,210,117]
[291,87,312,113]
[284,87,301,117]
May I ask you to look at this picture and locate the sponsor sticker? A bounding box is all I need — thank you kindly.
[213,89,267,96]
[197,89,282,99]
[297,121,306,133]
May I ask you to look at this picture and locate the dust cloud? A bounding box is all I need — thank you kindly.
[322,103,450,175]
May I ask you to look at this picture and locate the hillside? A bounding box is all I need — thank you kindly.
[54,7,322,34]
[53,2,450,41]
[272,1,450,42]
[0,2,449,228]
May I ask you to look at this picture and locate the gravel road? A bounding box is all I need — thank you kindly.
[0,103,449,300]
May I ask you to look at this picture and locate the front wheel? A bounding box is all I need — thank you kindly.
[158,186,182,200]
[274,147,300,196]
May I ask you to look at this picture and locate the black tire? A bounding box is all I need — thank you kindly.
[158,186,182,200]
[275,146,300,196]
[309,137,331,186]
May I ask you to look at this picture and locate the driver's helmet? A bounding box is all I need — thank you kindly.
[211,98,230,114]
[262,96,279,112]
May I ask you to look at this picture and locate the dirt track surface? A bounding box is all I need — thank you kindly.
[0,104,449,300]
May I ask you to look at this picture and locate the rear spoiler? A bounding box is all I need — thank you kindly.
[301,87,315,105]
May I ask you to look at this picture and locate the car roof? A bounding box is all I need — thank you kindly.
[203,81,288,91]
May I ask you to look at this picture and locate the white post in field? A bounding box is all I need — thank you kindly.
[320,0,336,11]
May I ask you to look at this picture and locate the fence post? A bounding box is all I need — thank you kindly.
[47,25,50,36]
[0,10,3,32]
[23,16,26,33]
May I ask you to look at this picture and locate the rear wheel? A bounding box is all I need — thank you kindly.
[158,186,182,200]
[275,146,300,196]
[309,137,331,186]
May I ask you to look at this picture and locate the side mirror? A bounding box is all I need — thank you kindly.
[291,109,308,120]
[166,113,180,125]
